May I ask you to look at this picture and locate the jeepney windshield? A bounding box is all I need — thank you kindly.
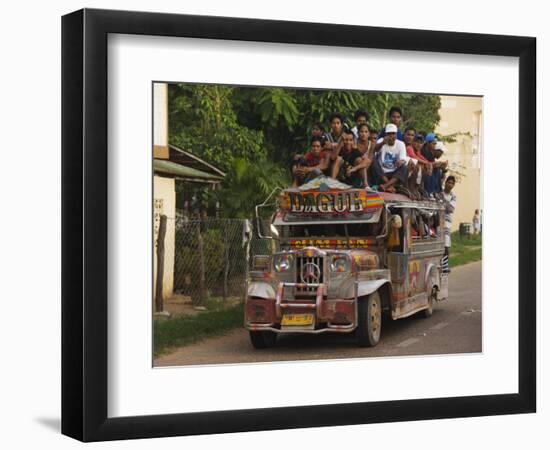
[277,222,382,238]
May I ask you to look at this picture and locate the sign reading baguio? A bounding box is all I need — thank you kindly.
[278,177,384,221]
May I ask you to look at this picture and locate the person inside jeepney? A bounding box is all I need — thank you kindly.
[424,212,437,237]
[370,123,409,193]
[351,109,369,141]
[332,129,370,188]
[387,212,403,251]
[291,136,330,186]
[411,209,429,238]
[411,211,420,238]
[377,106,404,141]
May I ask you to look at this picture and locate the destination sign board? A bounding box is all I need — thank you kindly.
[279,189,383,215]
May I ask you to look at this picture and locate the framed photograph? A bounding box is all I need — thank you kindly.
[62,8,536,442]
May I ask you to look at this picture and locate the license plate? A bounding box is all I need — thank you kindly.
[281,314,314,326]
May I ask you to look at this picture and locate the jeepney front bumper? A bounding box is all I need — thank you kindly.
[245,282,358,334]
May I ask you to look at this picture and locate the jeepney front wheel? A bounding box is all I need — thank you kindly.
[356,291,382,347]
[249,330,277,349]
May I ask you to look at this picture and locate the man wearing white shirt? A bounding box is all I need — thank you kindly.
[371,123,409,192]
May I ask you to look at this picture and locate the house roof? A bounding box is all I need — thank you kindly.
[168,145,226,178]
[153,159,224,183]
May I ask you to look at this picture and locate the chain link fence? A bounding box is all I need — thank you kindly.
[161,218,273,306]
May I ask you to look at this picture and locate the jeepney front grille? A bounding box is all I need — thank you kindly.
[296,255,324,294]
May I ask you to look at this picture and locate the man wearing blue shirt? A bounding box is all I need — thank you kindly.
[377,106,404,141]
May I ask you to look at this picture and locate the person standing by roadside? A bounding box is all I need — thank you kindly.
[472,209,481,235]
[441,176,457,273]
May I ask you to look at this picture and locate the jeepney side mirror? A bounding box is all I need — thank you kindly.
[255,215,280,241]
[254,187,282,240]
[270,224,280,238]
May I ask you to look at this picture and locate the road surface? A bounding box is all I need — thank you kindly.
[155,261,482,367]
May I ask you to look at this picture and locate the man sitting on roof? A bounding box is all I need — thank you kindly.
[422,134,448,194]
[291,136,330,186]
[370,124,409,193]
[331,129,371,188]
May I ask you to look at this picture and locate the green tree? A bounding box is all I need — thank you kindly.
[217,157,289,218]
[169,84,266,172]
[400,94,441,133]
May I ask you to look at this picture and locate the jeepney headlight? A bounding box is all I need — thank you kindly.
[331,255,350,273]
[273,254,294,272]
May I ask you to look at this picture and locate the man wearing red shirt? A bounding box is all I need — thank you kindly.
[292,136,329,186]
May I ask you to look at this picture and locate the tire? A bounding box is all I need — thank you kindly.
[421,286,437,318]
[356,291,382,347]
[249,330,277,349]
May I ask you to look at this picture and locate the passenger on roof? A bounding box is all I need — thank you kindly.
[377,106,405,141]
[369,128,379,146]
[330,129,370,188]
[422,133,448,194]
[310,121,329,142]
[370,124,409,193]
[351,109,369,141]
[356,123,375,186]
[291,136,329,186]
[340,128,372,188]
[403,126,421,198]
[324,112,346,153]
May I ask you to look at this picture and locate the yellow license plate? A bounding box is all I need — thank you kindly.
[281,314,314,326]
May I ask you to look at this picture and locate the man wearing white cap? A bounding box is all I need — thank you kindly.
[371,123,409,192]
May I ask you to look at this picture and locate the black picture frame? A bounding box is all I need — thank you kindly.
[62,8,536,442]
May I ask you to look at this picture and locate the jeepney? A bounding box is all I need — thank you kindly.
[244,176,448,349]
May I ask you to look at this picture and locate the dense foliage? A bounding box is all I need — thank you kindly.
[169,83,441,217]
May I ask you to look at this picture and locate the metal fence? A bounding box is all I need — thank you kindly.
[163,218,273,306]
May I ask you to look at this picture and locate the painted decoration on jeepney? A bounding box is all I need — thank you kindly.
[291,238,375,249]
[353,253,379,270]
[409,260,421,291]
[278,178,384,216]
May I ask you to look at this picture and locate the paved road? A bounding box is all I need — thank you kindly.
[155,261,482,367]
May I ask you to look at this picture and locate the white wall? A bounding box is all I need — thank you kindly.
[153,175,176,302]
[436,96,483,231]
[0,1,546,450]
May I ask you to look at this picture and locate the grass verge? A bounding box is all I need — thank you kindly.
[154,302,244,357]
[449,231,482,268]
